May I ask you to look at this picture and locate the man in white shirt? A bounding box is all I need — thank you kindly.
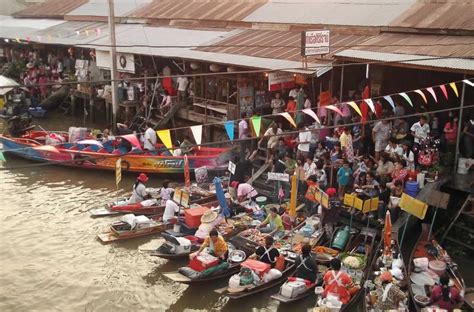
[297,125,312,158]
[176,76,189,103]
[163,199,180,224]
[260,123,283,163]
[410,116,430,144]
[289,87,299,99]
[385,138,403,158]
[143,124,157,151]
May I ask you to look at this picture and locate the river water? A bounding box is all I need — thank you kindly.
[0,113,317,312]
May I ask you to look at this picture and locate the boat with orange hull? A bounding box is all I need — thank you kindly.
[0,131,232,174]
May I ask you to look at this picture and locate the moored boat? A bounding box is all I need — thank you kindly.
[0,130,232,174]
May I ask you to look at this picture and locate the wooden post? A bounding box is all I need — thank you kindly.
[339,62,344,101]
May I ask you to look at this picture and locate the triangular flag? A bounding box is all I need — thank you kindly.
[325,104,344,116]
[439,85,448,100]
[280,112,297,128]
[463,79,474,87]
[449,82,459,97]
[121,134,142,150]
[302,109,320,124]
[414,89,427,104]
[383,96,396,112]
[399,92,413,107]
[251,116,262,137]
[364,99,375,113]
[224,121,234,141]
[190,125,202,146]
[426,87,437,103]
[156,129,173,151]
[0,151,5,161]
[347,101,362,117]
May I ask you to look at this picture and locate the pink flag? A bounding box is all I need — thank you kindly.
[439,85,448,100]
[121,134,143,150]
[426,87,437,103]
[325,105,344,116]
[279,112,297,128]
[414,89,427,104]
[302,109,320,124]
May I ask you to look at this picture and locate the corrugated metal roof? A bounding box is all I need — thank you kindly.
[32,21,110,46]
[196,29,371,63]
[67,0,152,18]
[243,0,416,27]
[130,0,267,22]
[336,49,474,73]
[13,0,88,18]
[0,15,65,40]
[389,1,474,31]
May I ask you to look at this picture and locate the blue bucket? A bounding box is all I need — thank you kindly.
[405,181,419,197]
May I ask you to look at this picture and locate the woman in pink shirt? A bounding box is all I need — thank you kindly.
[430,275,463,311]
[390,159,408,185]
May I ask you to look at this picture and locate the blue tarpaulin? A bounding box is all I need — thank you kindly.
[213,177,230,217]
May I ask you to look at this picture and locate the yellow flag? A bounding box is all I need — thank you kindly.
[449,82,459,97]
[289,174,297,218]
[156,129,173,152]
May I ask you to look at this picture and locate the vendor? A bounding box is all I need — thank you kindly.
[129,173,151,204]
[236,182,258,204]
[257,207,284,237]
[374,271,406,311]
[322,258,356,304]
[162,199,180,224]
[250,235,280,267]
[195,210,220,240]
[294,244,318,283]
[190,229,228,260]
[430,274,463,311]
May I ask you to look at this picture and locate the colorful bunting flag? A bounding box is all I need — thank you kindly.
[364,99,375,113]
[325,104,344,116]
[251,116,262,137]
[224,121,234,141]
[449,82,459,97]
[383,96,396,112]
[156,129,173,151]
[439,85,448,100]
[280,112,297,128]
[0,151,5,161]
[463,79,474,87]
[347,101,362,117]
[399,92,413,107]
[414,89,427,104]
[302,109,320,124]
[190,125,202,147]
[426,87,437,103]
[121,134,142,150]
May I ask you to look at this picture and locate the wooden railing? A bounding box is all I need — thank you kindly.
[192,96,239,122]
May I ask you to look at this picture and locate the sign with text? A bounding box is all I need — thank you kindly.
[228,161,236,175]
[181,191,190,208]
[305,183,330,209]
[301,30,330,56]
[115,158,122,186]
[173,188,182,204]
[399,193,428,220]
[268,72,295,92]
[195,166,208,184]
[268,172,290,182]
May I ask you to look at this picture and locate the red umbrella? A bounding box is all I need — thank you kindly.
[184,154,191,188]
[384,210,392,256]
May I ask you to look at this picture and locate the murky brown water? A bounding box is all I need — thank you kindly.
[0,112,317,312]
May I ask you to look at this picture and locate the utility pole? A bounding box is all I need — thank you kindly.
[108,0,119,132]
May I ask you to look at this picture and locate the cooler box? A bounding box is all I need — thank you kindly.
[241,259,271,277]
[280,280,307,298]
[28,107,47,118]
[189,253,219,272]
[184,206,209,228]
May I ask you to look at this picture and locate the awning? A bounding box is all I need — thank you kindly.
[0,75,20,95]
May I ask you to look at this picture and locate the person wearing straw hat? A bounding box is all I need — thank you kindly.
[195,210,220,240]
[129,173,150,204]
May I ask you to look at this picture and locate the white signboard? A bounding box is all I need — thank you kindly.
[228,161,236,175]
[268,72,295,91]
[302,30,330,56]
[195,166,208,184]
[268,172,290,182]
[96,50,135,73]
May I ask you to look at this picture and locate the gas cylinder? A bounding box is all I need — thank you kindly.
[331,226,350,251]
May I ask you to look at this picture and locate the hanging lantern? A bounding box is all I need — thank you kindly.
[209,64,221,72]
[190,62,200,70]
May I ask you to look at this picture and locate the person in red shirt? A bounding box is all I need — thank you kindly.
[286,96,296,113]
[430,274,463,311]
[390,159,408,185]
[323,258,356,304]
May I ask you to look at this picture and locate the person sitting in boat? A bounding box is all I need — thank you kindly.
[430,274,463,311]
[195,210,221,240]
[190,229,228,261]
[257,207,285,238]
[374,271,406,311]
[160,180,175,205]
[129,173,151,204]
[294,244,319,284]
[249,236,280,267]
[180,135,193,155]
[162,199,180,224]
[236,182,258,204]
[322,258,356,304]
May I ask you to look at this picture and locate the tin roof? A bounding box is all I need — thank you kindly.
[0,15,65,40]
[389,1,474,31]
[243,0,416,27]
[67,0,152,19]
[130,0,267,22]
[13,0,88,19]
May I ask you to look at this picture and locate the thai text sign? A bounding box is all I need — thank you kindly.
[268,172,290,182]
[301,30,330,56]
[305,183,329,209]
[268,72,295,91]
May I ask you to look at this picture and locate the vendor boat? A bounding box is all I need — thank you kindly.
[97,214,169,244]
[408,224,467,311]
[0,130,232,174]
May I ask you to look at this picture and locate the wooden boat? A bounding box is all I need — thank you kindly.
[0,130,232,174]
[97,214,170,244]
[408,223,467,311]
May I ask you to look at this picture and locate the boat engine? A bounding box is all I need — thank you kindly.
[7,114,34,137]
